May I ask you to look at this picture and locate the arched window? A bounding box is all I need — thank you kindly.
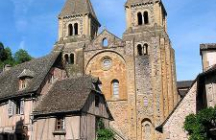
[142,120,152,140]
[102,38,108,47]
[137,12,143,25]
[143,43,148,55]
[68,24,73,36]
[70,53,74,64]
[65,54,69,64]
[74,23,78,35]
[112,80,119,97]
[144,11,149,24]
[137,44,143,56]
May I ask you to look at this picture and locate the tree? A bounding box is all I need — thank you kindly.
[96,119,114,140]
[14,49,32,64]
[0,42,4,60]
[184,106,216,140]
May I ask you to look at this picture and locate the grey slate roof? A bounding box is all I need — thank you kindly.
[0,52,60,100]
[200,43,216,50]
[18,69,35,78]
[177,80,193,89]
[59,0,97,19]
[33,76,99,115]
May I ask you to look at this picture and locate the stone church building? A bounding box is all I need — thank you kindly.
[0,0,181,140]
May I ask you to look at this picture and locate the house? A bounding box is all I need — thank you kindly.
[0,52,113,140]
[156,43,216,139]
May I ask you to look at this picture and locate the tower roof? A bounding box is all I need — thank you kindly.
[59,0,97,19]
[125,0,160,7]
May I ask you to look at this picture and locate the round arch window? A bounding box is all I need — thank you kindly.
[101,57,112,70]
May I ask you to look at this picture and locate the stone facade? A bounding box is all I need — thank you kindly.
[162,82,197,140]
[55,0,178,139]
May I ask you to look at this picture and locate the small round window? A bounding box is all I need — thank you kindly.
[101,57,112,70]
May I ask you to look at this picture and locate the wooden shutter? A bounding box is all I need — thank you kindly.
[20,99,25,115]
[8,100,14,117]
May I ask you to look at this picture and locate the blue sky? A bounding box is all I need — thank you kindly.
[0,0,216,81]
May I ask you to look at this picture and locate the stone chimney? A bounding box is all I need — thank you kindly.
[200,43,216,71]
[3,64,12,72]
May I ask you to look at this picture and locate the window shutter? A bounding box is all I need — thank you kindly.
[20,100,25,115]
[62,118,65,130]
[8,100,14,117]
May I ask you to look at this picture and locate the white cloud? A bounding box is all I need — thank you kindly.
[10,0,34,32]
[19,39,25,49]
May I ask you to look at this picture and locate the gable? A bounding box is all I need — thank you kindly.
[85,30,124,51]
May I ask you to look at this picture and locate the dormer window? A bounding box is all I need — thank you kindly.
[18,69,34,90]
[20,78,27,90]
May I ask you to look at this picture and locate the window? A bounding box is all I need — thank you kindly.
[55,117,65,131]
[15,100,21,114]
[8,100,24,116]
[137,12,143,25]
[112,80,119,97]
[68,24,73,36]
[143,43,148,55]
[141,120,152,140]
[144,11,149,24]
[20,78,27,90]
[137,44,143,56]
[74,23,78,35]
[70,53,75,64]
[144,97,148,107]
[95,95,100,107]
[65,54,69,64]
[102,38,108,47]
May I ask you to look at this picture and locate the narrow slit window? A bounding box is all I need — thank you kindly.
[137,44,143,56]
[103,38,108,47]
[137,12,143,25]
[68,24,73,36]
[65,54,69,64]
[74,23,78,35]
[112,80,119,97]
[143,43,148,55]
[70,53,75,64]
[144,11,149,24]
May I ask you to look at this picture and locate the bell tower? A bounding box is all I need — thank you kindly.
[125,0,167,31]
[58,0,101,41]
[123,0,178,139]
[55,0,101,77]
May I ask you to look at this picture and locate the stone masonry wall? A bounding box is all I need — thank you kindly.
[163,82,197,140]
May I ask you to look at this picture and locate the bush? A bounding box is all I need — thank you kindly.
[184,106,216,140]
[97,129,114,140]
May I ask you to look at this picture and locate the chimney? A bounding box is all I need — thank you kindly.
[3,64,12,72]
[200,44,216,71]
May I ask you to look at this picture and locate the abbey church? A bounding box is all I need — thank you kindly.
[0,0,187,140]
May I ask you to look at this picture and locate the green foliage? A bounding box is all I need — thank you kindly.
[0,42,32,69]
[14,49,32,64]
[97,129,114,140]
[184,106,216,140]
[96,119,114,140]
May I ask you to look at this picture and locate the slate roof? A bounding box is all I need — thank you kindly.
[177,80,193,89]
[200,43,216,50]
[59,0,97,19]
[33,76,99,115]
[0,52,60,100]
